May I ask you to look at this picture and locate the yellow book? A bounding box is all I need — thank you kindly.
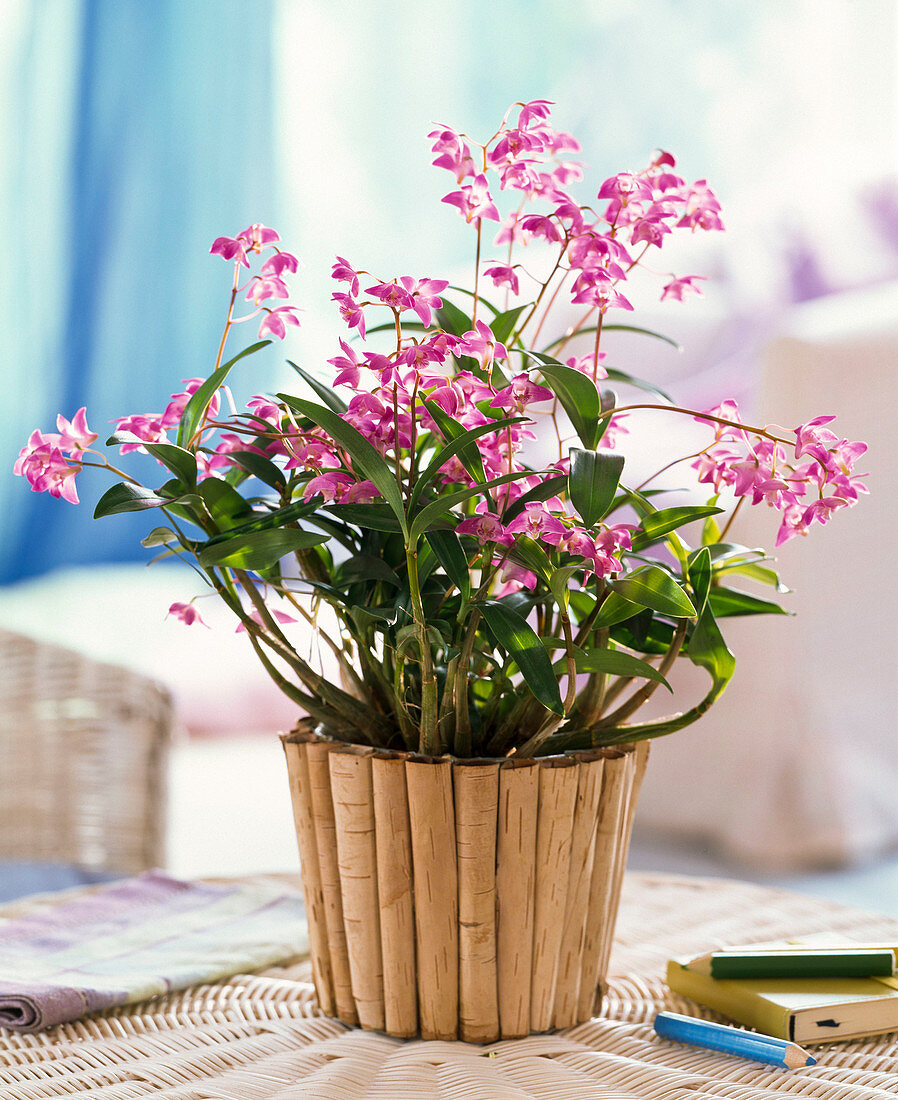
[666,956,898,1044]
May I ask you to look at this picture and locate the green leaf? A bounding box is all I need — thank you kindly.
[277,397,408,537]
[610,616,675,657]
[603,368,674,403]
[197,477,253,530]
[489,303,529,345]
[201,499,319,547]
[505,536,554,586]
[545,323,681,353]
[478,599,564,715]
[631,505,725,551]
[708,587,790,617]
[706,547,789,591]
[688,546,712,619]
[418,400,488,490]
[563,646,672,691]
[569,449,625,528]
[549,563,581,611]
[408,469,536,546]
[501,475,568,524]
[703,512,723,544]
[594,591,644,629]
[94,483,178,518]
[140,526,180,548]
[426,529,471,603]
[286,360,348,414]
[336,554,401,587]
[416,412,527,498]
[436,299,472,336]
[106,437,198,488]
[620,486,690,569]
[177,340,270,447]
[324,502,402,532]
[223,450,286,491]
[687,602,736,701]
[197,528,326,570]
[611,565,697,618]
[524,352,603,450]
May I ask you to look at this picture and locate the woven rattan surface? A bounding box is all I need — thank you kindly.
[0,627,173,873]
[3,872,898,1098]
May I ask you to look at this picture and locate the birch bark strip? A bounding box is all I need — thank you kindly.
[306,739,358,1024]
[496,759,539,1039]
[552,753,605,1028]
[592,740,651,1013]
[282,735,335,1017]
[328,746,384,1031]
[530,758,579,1032]
[406,757,458,1040]
[371,752,417,1037]
[576,748,630,1022]
[454,762,500,1043]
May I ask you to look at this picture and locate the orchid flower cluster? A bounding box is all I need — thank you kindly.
[15,101,867,758]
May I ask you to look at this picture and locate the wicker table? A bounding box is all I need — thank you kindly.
[3,872,898,1098]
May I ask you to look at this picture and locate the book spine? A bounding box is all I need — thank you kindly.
[664,960,793,1039]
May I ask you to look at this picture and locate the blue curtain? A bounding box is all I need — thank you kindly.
[0,0,278,582]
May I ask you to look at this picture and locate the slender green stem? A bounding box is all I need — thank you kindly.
[718,494,746,541]
[453,608,481,757]
[406,544,439,754]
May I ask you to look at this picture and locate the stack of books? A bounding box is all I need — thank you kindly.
[666,945,898,1044]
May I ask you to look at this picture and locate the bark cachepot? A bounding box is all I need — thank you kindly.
[282,726,649,1041]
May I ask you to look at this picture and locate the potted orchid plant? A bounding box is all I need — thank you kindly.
[15,100,866,1041]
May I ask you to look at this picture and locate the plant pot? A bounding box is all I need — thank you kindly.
[281,725,649,1041]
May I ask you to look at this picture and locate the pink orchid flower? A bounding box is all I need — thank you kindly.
[331,256,361,297]
[14,440,82,504]
[245,274,290,306]
[111,414,168,453]
[258,306,301,341]
[328,339,363,389]
[55,407,97,453]
[167,602,210,628]
[455,320,508,370]
[365,280,414,313]
[302,471,354,502]
[495,560,538,596]
[261,251,299,277]
[456,513,513,546]
[505,502,568,545]
[483,265,520,295]
[489,373,553,413]
[661,275,706,302]
[332,292,366,339]
[161,379,216,430]
[235,608,297,634]
[441,174,500,224]
[344,480,382,504]
[399,276,449,326]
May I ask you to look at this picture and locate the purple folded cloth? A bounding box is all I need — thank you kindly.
[0,871,307,1032]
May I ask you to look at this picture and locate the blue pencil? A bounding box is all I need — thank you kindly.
[653,1011,817,1069]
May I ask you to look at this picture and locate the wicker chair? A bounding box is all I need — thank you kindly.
[0,627,173,875]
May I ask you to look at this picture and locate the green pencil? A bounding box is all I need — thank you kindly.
[689,948,896,980]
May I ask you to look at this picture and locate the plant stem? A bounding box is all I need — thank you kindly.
[406,544,439,754]
[718,494,746,541]
[453,608,482,756]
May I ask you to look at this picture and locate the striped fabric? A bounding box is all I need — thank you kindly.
[0,872,308,1031]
